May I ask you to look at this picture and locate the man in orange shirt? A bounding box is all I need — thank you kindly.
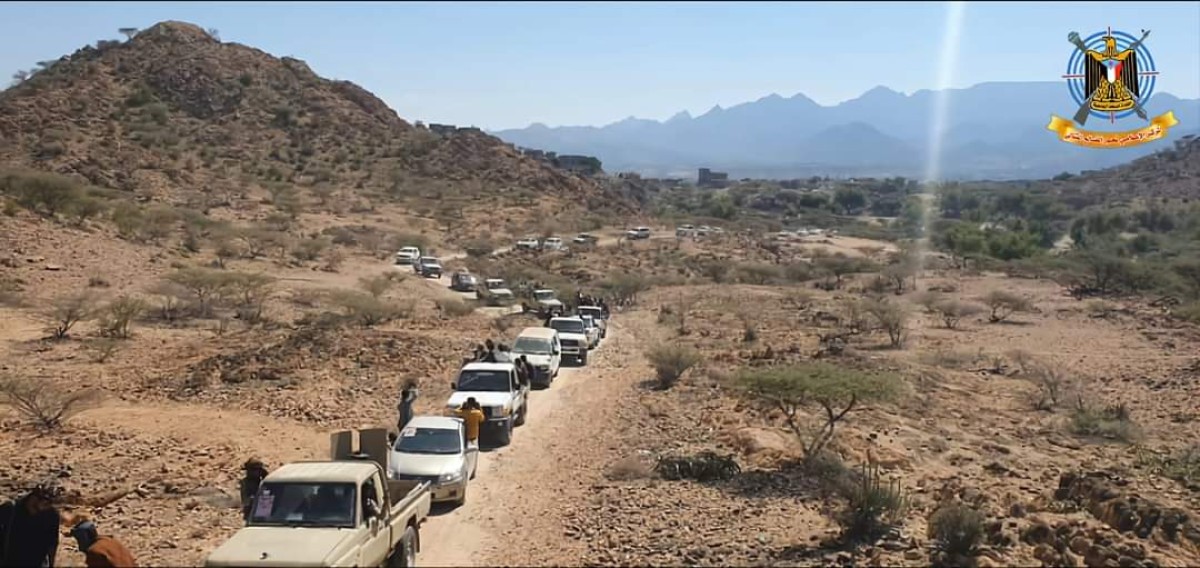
[455,397,486,447]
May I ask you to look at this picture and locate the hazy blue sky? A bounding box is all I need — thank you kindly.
[1,1,1197,130]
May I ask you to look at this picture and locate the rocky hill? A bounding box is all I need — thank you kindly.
[0,21,635,217]
[1048,135,1200,202]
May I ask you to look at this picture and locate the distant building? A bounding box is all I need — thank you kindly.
[555,155,603,176]
[698,168,729,188]
[428,123,456,136]
[617,172,642,180]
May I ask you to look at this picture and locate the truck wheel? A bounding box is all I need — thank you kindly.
[580,351,589,366]
[388,525,418,567]
[455,483,468,506]
[496,420,513,446]
[515,402,527,426]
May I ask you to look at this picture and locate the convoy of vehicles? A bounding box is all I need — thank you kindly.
[208,291,615,565]
[511,327,562,389]
[388,416,478,506]
[446,362,530,447]
[205,429,431,568]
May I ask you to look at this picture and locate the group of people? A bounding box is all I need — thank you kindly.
[0,481,137,568]
[467,340,536,388]
[574,292,609,313]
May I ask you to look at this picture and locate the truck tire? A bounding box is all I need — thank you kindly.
[495,419,513,446]
[387,525,418,567]
[455,483,468,506]
[580,351,589,366]
[515,401,527,426]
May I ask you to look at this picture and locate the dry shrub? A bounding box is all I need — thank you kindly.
[43,291,98,339]
[655,451,741,481]
[928,502,985,558]
[982,290,1033,323]
[97,295,145,339]
[358,274,396,298]
[933,300,984,330]
[83,338,122,363]
[329,290,413,328]
[917,349,983,370]
[0,375,103,431]
[436,298,475,318]
[863,298,907,348]
[1070,398,1141,442]
[645,344,701,390]
[1024,361,1071,411]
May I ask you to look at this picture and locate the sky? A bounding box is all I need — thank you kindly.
[1,1,1197,130]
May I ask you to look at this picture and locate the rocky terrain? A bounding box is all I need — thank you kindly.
[1,17,1199,568]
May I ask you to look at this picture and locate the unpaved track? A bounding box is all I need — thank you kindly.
[418,317,643,566]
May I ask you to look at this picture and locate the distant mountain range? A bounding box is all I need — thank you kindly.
[491,82,1200,181]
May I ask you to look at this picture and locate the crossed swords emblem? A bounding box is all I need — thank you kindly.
[1066,29,1151,126]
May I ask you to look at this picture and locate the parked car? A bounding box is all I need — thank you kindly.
[516,236,540,250]
[395,246,421,266]
[388,416,478,507]
[446,362,529,447]
[450,271,478,292]
[205,429,432,568]
[511,327,561,389]
[417,257,443,278]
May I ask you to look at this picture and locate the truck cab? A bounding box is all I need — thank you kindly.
[205,430,431,568]
[446,362,529,447]
[531,289,564,315]
[577,306,607,338]
[516,236,540,250]
[395,246,421,266]
[542,237,564,251]
[479,278,515,306]
[416,257,443,279]
[548,316,590,366]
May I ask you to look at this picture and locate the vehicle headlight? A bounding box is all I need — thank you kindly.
[493,405,511,417]
[439,472,463,483]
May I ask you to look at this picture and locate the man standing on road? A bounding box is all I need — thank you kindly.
[0,481,63,568]
[455,398,485,448]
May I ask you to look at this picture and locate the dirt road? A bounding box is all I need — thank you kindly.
[417,317,645,566]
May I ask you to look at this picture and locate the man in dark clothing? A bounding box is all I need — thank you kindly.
[240,458,269,522]
[0,482,63,567]
[64,517,136,568]
[516,355,534,387]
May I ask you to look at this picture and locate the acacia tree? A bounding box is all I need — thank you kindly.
[118,27,139,40]
[731,363,902,463]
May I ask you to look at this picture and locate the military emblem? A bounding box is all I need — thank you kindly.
[1047,27,1179,149]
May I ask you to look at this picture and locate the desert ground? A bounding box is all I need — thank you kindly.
[3,214,1200,568]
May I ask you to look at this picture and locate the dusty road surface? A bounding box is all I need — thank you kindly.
[417,317,644,566]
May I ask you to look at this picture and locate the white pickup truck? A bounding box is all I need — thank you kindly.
[205,429,431,568]
[548,316,591,366]
[446,362,529,447]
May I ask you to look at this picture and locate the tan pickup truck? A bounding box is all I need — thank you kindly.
[205,428,432,567]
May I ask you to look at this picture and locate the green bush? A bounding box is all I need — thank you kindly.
[837,461,908,543]
[1070,399,1141,442]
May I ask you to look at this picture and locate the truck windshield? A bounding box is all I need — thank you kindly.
[534,291,555,301]
[550,320,584,334]
[248,482,356,529]
[579,308,600,318]
[487,281,504,289]
[457,370,512,392]
[513,337,551,355]
[394,427,462,455]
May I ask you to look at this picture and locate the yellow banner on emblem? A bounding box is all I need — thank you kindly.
[1047,111,1179,149]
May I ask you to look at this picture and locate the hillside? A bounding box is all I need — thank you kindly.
[493,83,1200,180]
[0,21,635,223]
